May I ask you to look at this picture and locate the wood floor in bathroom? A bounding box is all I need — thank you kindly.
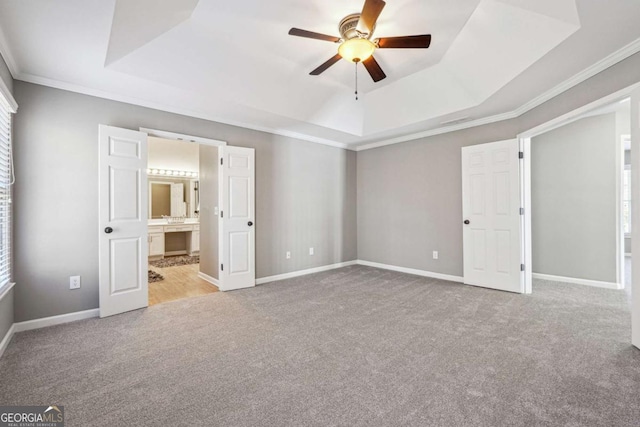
[148,263,218,306]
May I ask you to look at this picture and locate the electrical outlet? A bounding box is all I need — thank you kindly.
[433,251,439,260]
[70,275,81,290]
[286,251,291,260]
[309,247,314,255]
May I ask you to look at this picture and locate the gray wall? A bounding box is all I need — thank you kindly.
[358,120,519,276]
[357,51,640,278]
[199,145,218,279]
[12,81,357,322]
[9,49,640,323]
[531,114,617,282]
[0,52,13,341]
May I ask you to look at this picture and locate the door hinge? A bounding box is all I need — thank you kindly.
[220,210,223,218]
[520,264,525,271]
[519,151,524,159]
[221,264,224,271]
[520,207,524,215]
[220,158,223,166]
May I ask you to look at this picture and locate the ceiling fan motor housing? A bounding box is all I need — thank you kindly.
[339,13,373,40]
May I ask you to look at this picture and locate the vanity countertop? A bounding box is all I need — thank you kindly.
[148,219,200,226]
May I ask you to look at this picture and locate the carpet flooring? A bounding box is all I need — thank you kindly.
[0,265,638,426]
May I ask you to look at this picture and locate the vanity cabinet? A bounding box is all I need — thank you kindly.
[148,225,165,257]
[148,223,199,258]
[149,233,165,257]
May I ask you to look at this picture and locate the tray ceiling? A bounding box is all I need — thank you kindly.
[0,0,639,148]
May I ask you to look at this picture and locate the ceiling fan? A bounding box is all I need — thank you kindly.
[288,0,432,83]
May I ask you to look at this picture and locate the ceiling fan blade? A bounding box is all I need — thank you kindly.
[362,55,386,82]
[357,0,386,35]
[288,28,341,43]
[376,35,432,49]
[310,54,343,75]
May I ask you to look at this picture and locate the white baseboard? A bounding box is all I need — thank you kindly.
[255,261,358,285]
[197,272,219,287]
[532,273,622,290]
[356,260,464,283]
[13,309,100,333]
[0,323,15,359]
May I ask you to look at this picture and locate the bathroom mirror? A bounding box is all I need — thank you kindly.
[148,179,199,219]
[149,182,172,219]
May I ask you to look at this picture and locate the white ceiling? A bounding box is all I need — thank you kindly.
[0,0,639,149]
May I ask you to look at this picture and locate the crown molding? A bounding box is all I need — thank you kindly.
[518,82,640,139]
[16,73,354,151]
[354,111,518,151]
[354,37,640,151]
[514,37,640,116]
[0,25,19,79]
[2,28,639,152]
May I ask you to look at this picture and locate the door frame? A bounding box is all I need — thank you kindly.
[518,82,640,293]
[140,127,229,291]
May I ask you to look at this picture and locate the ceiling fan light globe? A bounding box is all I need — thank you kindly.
[338,38,375,63]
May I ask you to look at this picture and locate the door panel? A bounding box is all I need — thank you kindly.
[99,125,148,317]
[230,231,250,274]
[462,139,523,293]
[110,238,142,293]
[229,177,250,218]
[220,146,255,291]
[110,167,140,221]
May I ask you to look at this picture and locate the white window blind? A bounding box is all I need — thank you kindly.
[0,97,12,290]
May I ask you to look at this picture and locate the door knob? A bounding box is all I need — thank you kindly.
[248,221,254,227]
[463,220,470,225]
[104,227,114,234]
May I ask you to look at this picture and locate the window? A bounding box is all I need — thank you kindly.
[0,93,13,290]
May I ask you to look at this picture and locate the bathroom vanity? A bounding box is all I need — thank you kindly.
[148,219,200,259]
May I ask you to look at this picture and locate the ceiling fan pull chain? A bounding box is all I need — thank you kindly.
[354,62,358,100]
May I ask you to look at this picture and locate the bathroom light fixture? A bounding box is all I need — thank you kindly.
[146,169,198,179]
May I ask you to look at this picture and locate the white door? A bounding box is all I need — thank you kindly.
[219,146,255,291]
[99,125,149,317]
[462,139,524,293]
[630,87,640,349]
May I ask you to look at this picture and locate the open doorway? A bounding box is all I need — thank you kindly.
[146,136,220,305]
[526,98,630,291]
[98,125,256,317]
